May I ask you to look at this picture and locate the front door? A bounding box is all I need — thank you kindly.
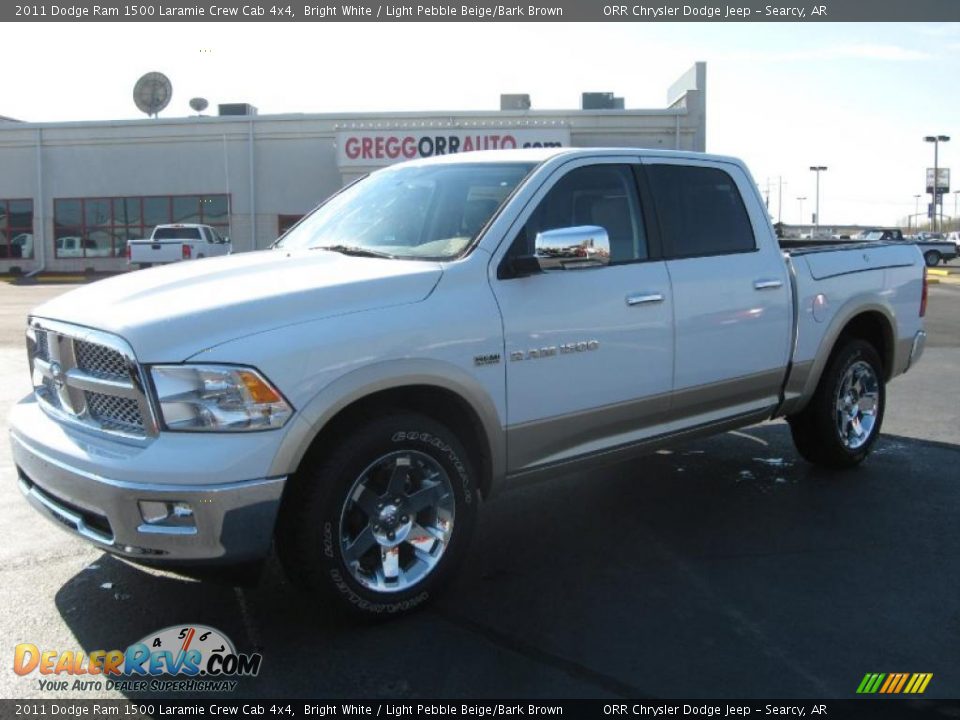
[492,158,675,473]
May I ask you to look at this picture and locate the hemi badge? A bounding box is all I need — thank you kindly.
[474,353,501,366]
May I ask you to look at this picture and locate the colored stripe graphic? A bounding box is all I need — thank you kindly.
[858,673,933,694]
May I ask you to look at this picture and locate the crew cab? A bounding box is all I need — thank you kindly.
[10,149,927,617]
[127,224,231,268]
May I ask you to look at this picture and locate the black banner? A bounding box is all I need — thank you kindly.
[1,700,958,720]
[4,0,960,22]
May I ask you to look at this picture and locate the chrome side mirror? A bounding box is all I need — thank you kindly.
[533,226,611,271]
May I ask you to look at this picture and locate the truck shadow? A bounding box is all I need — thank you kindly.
[53,422,960,699]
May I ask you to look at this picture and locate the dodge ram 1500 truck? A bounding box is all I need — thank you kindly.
[10,148,927,617]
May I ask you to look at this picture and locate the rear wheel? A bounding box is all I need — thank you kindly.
[277,413,478,618]
[138,263,152,269]
[788,339,885,469]
[924,250,941,267]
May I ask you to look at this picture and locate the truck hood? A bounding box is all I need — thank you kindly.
[32,249,443,361]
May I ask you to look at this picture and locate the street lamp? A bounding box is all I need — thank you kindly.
[924,135,950,232]
[914,194,921,231]
[797,196,807,231]
[954,190,959,231]
[810,166,828,237]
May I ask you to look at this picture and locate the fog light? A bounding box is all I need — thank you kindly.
[138,500,195,528]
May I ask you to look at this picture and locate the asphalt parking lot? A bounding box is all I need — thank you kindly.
[0,278,958,701]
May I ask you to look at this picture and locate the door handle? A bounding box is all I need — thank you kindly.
[753,279,783,290]
[626,292,665,306]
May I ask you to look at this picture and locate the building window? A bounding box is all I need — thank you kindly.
[0,199,35,260]
[278,214,304,237]
[53,194,230,259]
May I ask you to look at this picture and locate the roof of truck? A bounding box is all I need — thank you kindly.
[394,147,745,169]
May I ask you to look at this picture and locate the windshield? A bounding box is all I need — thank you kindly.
[275,162,535,259]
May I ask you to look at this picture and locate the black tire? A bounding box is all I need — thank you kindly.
[924,250,941,267]
[139,263,152,269]
[277,412,478,618]
[788,339,885,469]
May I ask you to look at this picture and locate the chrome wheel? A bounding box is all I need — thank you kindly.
[835,360,880,450]
[338,450,455,594]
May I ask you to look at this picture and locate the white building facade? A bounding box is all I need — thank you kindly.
[0,63,706,273]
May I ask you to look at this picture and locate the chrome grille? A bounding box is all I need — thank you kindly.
[86,392,143,432]
[40,377,62,409]
[75,340,129,379]
[36,331,50,361]
[27,320,156,439]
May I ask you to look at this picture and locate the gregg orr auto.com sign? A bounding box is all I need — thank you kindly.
[337,129,570,167]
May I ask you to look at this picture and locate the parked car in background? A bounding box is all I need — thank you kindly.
[858,228,956,267]
[0,233,33,259]
[127,224,231,269]
[55,236,113,258]
[11,233,33,258]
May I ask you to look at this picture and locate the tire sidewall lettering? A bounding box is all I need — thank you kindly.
[391,430,473,504]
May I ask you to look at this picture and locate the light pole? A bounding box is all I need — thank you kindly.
[954,190,959,231]
[914,194,921,231]
[810,166,828,237]
[924,135,950,232]
[778,176,786,225]
[797,196,807,232]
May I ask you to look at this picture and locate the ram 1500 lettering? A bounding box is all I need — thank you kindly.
[10,149,927,616]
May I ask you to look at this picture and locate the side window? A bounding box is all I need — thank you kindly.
[510,164,648,264]
[646,164,756,258]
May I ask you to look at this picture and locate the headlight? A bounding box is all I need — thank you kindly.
[150,365,293,432]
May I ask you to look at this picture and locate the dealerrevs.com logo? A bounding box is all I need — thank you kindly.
[13,624,262,693]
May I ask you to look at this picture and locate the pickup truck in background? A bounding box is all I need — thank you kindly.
[857,228,957,267]
[55,236,113,258]
[11,149,927,618]
[127,223,231,268]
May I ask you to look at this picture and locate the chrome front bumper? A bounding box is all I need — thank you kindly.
[11,431,286,564]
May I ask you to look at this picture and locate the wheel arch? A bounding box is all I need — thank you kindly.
[787,300,896,415]
[268,360,505,500]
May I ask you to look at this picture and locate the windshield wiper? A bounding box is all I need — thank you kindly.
[310,244,397,259]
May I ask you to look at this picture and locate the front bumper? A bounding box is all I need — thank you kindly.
[10,401,287,564]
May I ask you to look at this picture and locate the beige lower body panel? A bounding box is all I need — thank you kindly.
[506,369,784,477]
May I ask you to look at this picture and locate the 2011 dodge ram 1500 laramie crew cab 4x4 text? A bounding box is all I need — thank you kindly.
[10,148,928,617]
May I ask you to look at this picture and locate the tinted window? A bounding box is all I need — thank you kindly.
[513,164,648,263]
[154,227,203,240]
[647,165,755,257]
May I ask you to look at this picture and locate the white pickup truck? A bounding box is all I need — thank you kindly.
[10,149,927,617]
[127,223,231,268]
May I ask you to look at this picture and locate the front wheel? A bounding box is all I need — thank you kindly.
[924,250,941,267]
[788,339,885,469]
[277,413,478,618]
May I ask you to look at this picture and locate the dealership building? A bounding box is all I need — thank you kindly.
[0,63,706,274]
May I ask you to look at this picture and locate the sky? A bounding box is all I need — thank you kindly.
[4,21,959,226]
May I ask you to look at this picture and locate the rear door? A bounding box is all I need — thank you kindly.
[641,158,791,422]
[492,157,675,472]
